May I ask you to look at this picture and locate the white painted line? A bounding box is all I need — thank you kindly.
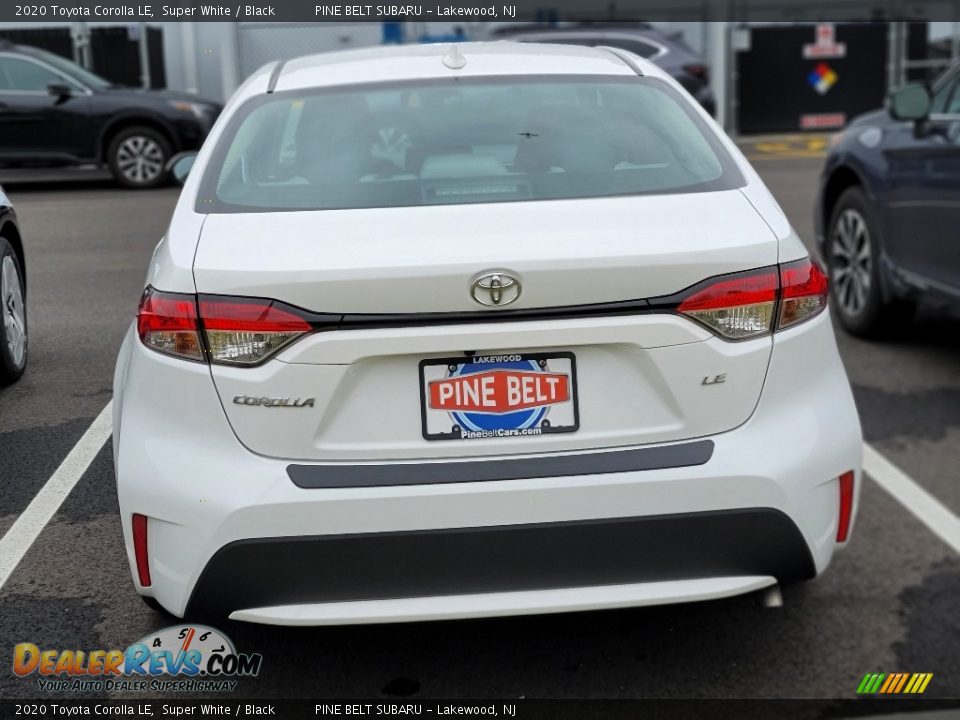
[864,442,960,555]
[0,401,113,591]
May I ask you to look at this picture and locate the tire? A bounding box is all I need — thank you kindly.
[0,237,27,385]
[107,126,172,189]
[826,187,914,337]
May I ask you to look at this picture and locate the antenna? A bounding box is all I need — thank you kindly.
[442,44,467,70]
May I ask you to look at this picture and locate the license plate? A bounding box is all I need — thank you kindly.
[419,352,579,441]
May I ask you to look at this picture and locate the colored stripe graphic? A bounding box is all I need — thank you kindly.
[879,674,897,693]
[893,673,910,693]
[857,672,932,694]
[907,673,934,694]
[856,673,885,694]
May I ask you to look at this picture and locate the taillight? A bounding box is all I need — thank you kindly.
[137,288,203,361]
[675,258,829,340]
[677,268,778,340]
[683,63,709,83]
[199,296,313,365]
[778,258,828,330]
[137,288,315,365]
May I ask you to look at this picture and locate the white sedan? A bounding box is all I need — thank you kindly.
[113,41,862,625]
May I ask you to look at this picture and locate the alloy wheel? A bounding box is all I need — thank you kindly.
[831,208,872,316]
[116,136,165,184]
[2,255,25,367]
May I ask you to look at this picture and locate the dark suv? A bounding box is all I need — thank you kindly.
[0,41,221,188]
[487,23,716,116]
[816,62,960,336]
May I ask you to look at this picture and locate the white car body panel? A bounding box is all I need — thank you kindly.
[197,189,781,460]
[274,42,637,93]
[193,191,777,312]
[115,310,861,621]
[114,42,863,625]
[211,317,771,461]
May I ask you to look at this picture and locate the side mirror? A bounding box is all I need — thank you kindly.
[888,83,931,122]
[166,152,198,186]
[47,82,73,99]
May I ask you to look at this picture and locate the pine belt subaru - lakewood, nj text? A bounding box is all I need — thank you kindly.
[113,42,863,625]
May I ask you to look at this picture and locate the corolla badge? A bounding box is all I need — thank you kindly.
[470,271,522,307]
[233,396,315,408]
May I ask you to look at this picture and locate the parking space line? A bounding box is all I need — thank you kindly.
[0,401,113,592]
[864,442,960,555]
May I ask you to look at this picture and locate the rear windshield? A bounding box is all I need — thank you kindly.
[198,75,743,213]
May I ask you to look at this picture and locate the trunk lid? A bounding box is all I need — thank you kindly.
[193,192,775,312]
[193,191,778,461]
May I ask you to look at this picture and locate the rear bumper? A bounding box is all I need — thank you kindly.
[113,308,862,624]
[230,577,777,626]
[286,440,714,488]
[187,509,814,619]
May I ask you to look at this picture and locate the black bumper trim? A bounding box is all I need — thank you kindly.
[287,440,714,489]
[185,509,816,619]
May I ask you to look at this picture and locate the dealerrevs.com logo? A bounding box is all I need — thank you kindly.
[13,625,262,693]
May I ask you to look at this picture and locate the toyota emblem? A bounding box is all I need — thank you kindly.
[470,271,522,307]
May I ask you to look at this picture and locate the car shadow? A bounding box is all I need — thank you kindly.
[833,307,960,354]
[0,168,116,193]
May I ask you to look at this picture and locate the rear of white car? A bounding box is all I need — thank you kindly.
[113,42,862,625]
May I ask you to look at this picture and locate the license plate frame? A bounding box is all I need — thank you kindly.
[418,351,580,442]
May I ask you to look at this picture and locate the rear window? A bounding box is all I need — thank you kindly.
[199,75,743,213]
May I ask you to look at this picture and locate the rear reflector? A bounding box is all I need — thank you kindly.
[137,288,203,361]
[199,296,312,366]
[836,471,855,542]
[677,268,778,340]
[132,513,151,587]
[778,258,829,330]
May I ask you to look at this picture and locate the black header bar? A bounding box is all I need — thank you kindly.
[2,1,959,23]
[2,699,960,719]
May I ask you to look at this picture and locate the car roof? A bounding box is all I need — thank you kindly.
[494,26,666,40]
[487,24,679,47]
[0,42,46,58]
[270,41,654,96]
[489,22,655,35]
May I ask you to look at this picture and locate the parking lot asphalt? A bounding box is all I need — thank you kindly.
[0,154,958,701]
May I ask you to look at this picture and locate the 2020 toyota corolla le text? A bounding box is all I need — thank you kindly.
[113,42,863,625]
